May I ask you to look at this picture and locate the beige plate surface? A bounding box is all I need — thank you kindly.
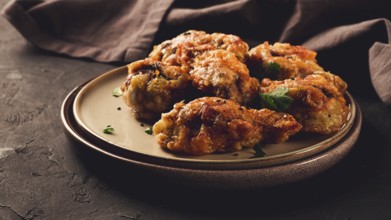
[72,66,356,169]
[62,84,362,188]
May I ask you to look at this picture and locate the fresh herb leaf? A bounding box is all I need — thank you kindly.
[260,87,293,112]
[264,62,281,75]
[144,127,153,135]
[250,144,266,158]
[112,87,123,97]
[103,125,115,134]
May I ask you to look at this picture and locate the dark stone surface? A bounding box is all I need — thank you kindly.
[1,1,391,219]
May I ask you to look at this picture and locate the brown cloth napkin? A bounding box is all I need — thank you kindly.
[2,0,175,62]
[2,0,391,104]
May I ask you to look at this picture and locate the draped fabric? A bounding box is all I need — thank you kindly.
[2,0,391,103]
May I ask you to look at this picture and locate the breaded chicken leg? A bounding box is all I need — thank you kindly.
[153,97,302,155]
[121,58,191,122]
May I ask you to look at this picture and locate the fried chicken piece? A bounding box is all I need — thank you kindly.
[149,30,249,71]
[121,58,191,122]
[248,42,324,80]
[153,97,302,155]
[250,42,349,134]
[190,50,260,105]
[261,72,349,134]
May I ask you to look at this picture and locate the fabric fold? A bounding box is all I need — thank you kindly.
[370,42,391,105]
[1,0,174,62]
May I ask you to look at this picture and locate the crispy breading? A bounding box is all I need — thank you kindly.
[153,97,302,155]
[190,50,260,105]
[261,72,349,134]
[149,30,249,71]
[248,42,324,80]
[123,31,351,155]
[121,58,191,122]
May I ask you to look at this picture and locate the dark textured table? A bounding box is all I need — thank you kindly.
[2,2,391,220]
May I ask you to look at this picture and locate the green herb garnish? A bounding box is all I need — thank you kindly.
[112,87,123,97]
[103,125,115,134]
[144,127,153,135]
[264,62,281,75]
[260,87,293,112]
[250,144,266,158]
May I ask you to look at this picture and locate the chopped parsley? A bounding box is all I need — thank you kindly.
[144,127,153,135]
[103,125,115,134]
[264,62,281,75]
[260,87,293,112]
[250,144,266,158]
[112,87,123,97]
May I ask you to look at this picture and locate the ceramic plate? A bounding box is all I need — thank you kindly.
[69,66,356,170]
[61,83,362,188]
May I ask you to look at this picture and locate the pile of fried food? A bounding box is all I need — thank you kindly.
[120,30,349,155]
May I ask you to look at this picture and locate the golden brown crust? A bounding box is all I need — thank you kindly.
[121,58,191,122]
[210,32,249,62]
[248,42,324,80]
[261,73,349,134]
[190,50,260,105]
[153,97,302,155]
[149,30,249,71]
[122,31,351,155]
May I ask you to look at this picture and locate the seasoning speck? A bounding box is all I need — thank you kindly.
[103,125,115,134]
[112,87,123,97]
[117,107,121,110]
[144,127,153,135]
